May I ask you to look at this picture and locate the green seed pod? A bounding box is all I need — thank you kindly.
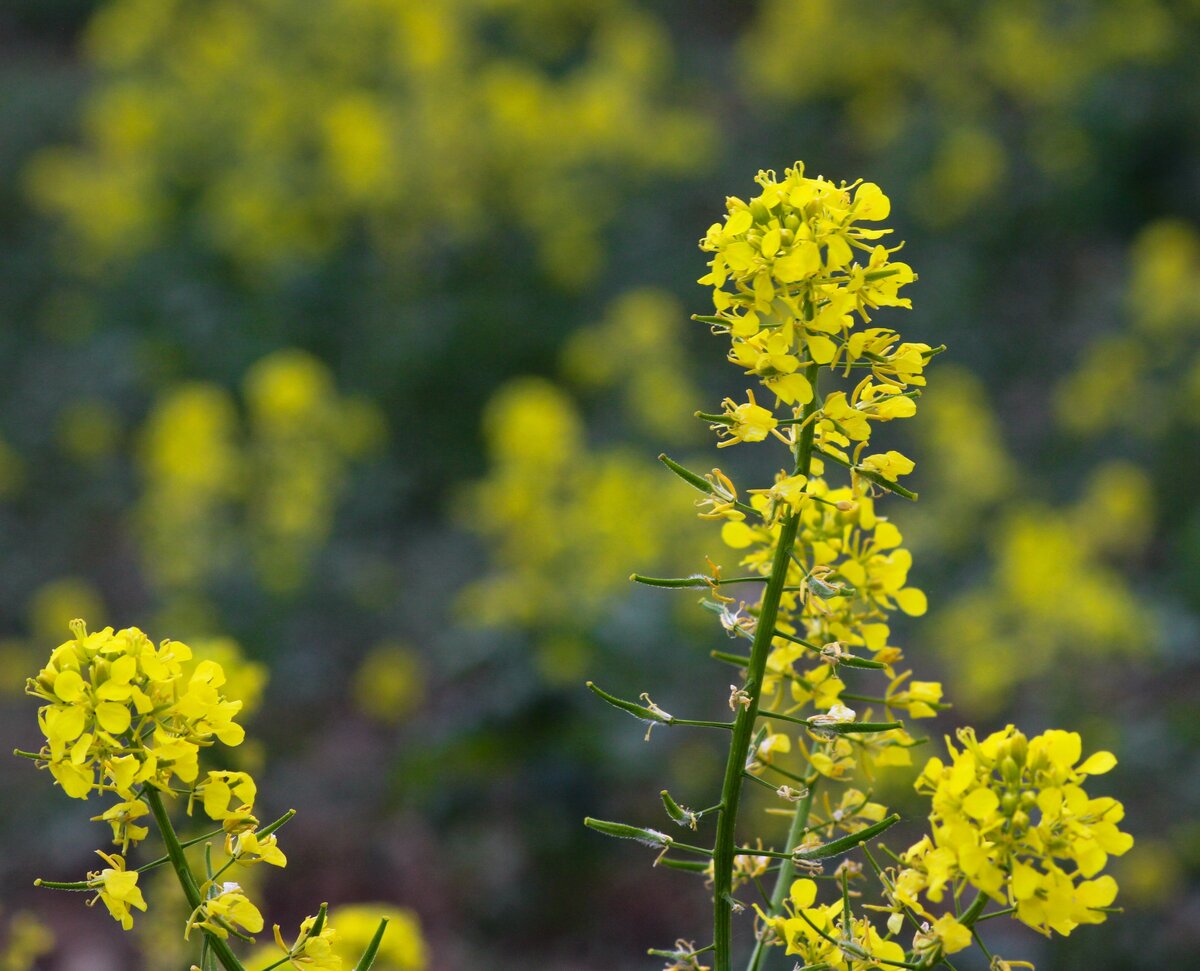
[660,790,698,830]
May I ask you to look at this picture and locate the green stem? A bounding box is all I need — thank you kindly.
[713,364,821,971]
[745,777,816,970]
[145,788,247,971]
[959,889,989,928]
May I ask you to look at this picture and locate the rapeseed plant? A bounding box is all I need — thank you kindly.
[18,620,399,971]
[585,163,1131,971]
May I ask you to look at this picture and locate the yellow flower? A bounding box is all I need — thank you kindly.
[886,676,944,718]
[821,391,871,441]
[230,829,288,869]
[915,912,972,956]
[91,799,150,852]
[716,391,779,446]
[859,449,915,483]
[274,913,341,970]
[88,852,146,931]
[197,770,258,821]
[189,883,264,939]
[911,726,1131,937]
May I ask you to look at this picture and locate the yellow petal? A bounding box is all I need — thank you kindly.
[53,670,86,703]
[1078,751,1117,775]
[806,334,837,364]
[894,587,927,617]
[724,209,752,237]
[961,787,999,821]
[95,701,132,735]
[789,878,817,910]
[760,227,781,258]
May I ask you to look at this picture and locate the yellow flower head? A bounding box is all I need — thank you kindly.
[911,726,1132,937]
[87,852,147,931]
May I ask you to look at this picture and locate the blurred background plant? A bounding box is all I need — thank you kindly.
[0,0,1197,968]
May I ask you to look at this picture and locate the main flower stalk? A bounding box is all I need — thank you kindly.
[712,365,820,970]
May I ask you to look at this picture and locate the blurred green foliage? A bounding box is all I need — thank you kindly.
[1,0,1199,969]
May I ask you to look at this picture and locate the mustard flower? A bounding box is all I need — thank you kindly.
[909,726,1132,936]
[274,913,342,970]
[230,829,288,869]
[757,878,907,970]
[87,852,147,931]
[188,883,265,939]
[715,391,779,446]
[196,770,258,821]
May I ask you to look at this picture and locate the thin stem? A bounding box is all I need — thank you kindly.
[759,762,811,786]
[959,889,989,928]
[765,783,816,929]
[713,363,821,971]
[145,788,247,971]
[743,770,782,793]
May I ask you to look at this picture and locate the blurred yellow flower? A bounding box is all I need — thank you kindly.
[352,642,425,724]
[28,0,710,286]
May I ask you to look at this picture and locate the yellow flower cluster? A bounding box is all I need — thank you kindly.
[899,727,1132,937]
[928,479,1148,710]
[26,621,244,806]
[560,288,704,441]
[739,0,1175,223]
[24,621,285,936]
[661,166,947,968]
[1057,218,1200,440]
[586,164,1129,971]
[0,909,54,971]
[459,374,704,680]
[698,165,930,487]
[253,904,427,971]
[891,363,1151,712]
[137,348,384,599]
[27,0,709,286]
[22,619,427,971]
[758,877,908,969]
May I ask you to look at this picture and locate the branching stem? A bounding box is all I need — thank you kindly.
[145,788,247,971]
[712,364,820,971]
